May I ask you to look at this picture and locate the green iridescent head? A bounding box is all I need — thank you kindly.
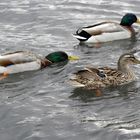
[45,51,79,63]
[120,13,140,26]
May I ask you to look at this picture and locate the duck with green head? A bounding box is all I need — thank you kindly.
[0,51,79,78]
[73,13,140,44]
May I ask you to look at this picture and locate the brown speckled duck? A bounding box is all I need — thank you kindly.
[70,51,140,89]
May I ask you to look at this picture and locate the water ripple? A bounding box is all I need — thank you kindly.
[0,0,140,140]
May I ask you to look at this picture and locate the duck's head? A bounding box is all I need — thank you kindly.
[118,51,140,71]
[120,13,140,26]
[45,51,79,63]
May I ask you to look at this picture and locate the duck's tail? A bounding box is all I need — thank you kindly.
[72,34,87,41]
[69,73,85,87]
[73,28,91,41]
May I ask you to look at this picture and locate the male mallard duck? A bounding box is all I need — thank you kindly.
[73,13,140,43]
[0,51,79,76]
[70,51,140,89]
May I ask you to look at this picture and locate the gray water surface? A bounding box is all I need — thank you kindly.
[0,0,140,140]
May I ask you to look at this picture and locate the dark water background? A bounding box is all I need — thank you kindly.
[0,0,140,140]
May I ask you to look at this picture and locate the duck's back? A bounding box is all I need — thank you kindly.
[70,67,131,89]
[0,51,40,66]
[82,22,123,34]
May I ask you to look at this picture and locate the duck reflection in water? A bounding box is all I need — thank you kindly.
[70,81,137,102]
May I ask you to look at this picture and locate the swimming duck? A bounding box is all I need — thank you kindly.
[73,13,140,43]
[0,51,79,77]
[70,51,140,89]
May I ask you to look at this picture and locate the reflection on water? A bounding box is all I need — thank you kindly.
[0,0,140,140]
[70,81,138,101]
[70,81,140,138]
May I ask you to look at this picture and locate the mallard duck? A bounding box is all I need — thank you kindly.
[0,51,79,77]
[70,51,140,89]
[73,13,140,43]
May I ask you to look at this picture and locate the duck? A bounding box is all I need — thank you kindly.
[73,13,140,44]
[70,51,140,90]
[0,51,79,78]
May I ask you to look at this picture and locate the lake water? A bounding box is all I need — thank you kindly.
[0,0,140,140]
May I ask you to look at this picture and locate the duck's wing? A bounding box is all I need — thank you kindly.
[98,67,127,85]
[70,67,106,85]
[73,22,125,41]
[0,51,39,67]
[70,65,131,89]
[99,67,123,77]
[70,66,109,88]
[72,66,123,80]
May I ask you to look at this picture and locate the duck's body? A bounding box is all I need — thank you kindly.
[0,51,50,74]
[0,51,79,75]
[73,13,140,43]
[70,51,140,89]
[73,22,134,43]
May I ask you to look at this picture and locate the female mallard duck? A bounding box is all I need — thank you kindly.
[0,51,79,77]
[73,13,140,43]
[70,51,140,89]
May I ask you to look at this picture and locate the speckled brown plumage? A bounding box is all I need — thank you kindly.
[70,52,140,89]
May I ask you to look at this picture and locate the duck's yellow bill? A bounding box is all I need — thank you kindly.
[136,18,140,24]
[68,55,79,61]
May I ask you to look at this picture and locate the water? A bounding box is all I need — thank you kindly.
[0,0,140,140]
